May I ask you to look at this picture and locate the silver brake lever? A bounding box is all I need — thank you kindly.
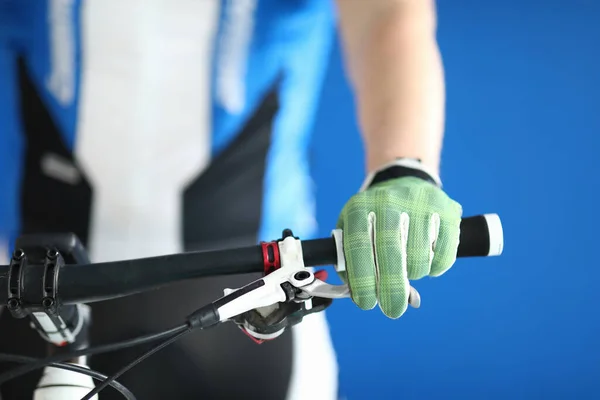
[294,274,421,309]
[297,277,351,299]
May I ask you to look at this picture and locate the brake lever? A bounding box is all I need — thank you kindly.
[292,273,421,308]
[214,231,420,327]
[291,273,350,299]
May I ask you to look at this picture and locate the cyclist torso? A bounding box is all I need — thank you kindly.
[0,1,338,399]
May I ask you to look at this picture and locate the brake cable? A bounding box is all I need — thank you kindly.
[80,329,191,400]
[0,324,188,385]
[0,214,503,400]
[0,353,135,399]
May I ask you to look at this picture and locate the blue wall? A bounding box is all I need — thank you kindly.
[312,1,600,399]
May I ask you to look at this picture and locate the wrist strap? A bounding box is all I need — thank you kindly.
[360,158,442,192]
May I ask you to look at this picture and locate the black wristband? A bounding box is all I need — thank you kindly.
[363,158,441,190]
[368,164,439,188]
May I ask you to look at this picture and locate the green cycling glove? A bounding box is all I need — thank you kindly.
[337,160,463,319]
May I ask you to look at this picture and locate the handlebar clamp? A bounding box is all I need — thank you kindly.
[7,249,28,319]
[6,244,65,318]
[5,234,92,348]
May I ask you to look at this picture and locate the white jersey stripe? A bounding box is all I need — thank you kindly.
[74,1,338,398]
[76,0,216,262]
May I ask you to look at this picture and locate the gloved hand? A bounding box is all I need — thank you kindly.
[336,160,463,319]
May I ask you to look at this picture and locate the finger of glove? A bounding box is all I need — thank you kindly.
[341,205,378,310]
[430,217,460,277]
[374,209,410,319]
[406,213,438,280]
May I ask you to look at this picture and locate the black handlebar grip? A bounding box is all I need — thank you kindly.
[0,215,502,305]
[457,214,504,258]
[302,213,503,267]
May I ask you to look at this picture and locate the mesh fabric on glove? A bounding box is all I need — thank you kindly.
[337,176,462,319]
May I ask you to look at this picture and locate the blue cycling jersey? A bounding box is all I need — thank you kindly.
[0,0,335,246]
[0,1,339,399]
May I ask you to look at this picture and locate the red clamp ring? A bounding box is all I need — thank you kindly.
[261,241,280,275]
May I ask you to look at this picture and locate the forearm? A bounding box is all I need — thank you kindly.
[336,0,445,174]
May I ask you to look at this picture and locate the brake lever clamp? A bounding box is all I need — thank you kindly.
[226,229,340,344]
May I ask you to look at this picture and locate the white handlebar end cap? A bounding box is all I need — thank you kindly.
[483,213,504,256]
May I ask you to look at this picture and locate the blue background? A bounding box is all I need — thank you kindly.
[1,1,598,398]
[312,1,600,399]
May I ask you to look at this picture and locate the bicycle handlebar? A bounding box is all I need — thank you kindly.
[0,214,503,306]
